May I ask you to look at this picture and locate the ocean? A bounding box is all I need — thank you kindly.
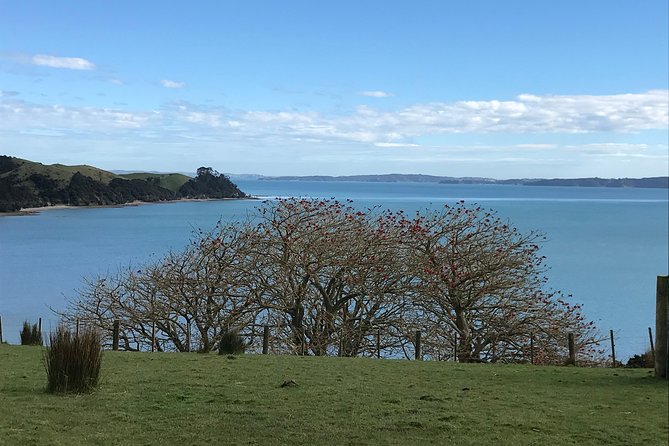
[1,180,667,361]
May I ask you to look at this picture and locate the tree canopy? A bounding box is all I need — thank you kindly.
[64,198,603,364]
[178,167,246,199]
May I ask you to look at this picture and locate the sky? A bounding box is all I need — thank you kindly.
[0,1,667,178]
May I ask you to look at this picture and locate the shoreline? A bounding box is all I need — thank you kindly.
[0,197,257,217]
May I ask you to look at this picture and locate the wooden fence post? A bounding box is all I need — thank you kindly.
[454,333,458,362]
[38,317,42,336]
[151,322,156,352]
[262,325,269,355]
[655,275,668,379]
[648,327,655,363]
[610,330,616,368]
[112,319,120,351]
[530,333,534,365]
[338,328,343,357]
[301,330,306,356]
[567,333,576,365]
[414,330,422,361]
[0,315,3,344]
[186,320,191,352]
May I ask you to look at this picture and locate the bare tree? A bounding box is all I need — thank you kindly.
[243,199,414,356]
[404,201,602,364]
[63,199,601,363]
[63,224,258,352]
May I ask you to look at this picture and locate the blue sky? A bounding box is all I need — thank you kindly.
[1,1,667,178]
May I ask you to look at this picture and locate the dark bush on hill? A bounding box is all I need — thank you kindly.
[0,155,19,174]
[626,351,654,368]
[0,174,36,211]
[20,321,42,346]
[67,172,120,206]
[108,178,175,202]
[29,173,68,204]
[178,167,246,199]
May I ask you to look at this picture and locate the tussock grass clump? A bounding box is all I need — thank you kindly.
[44,325,102,394]
[218,329,246,355]
[20,321,42,346]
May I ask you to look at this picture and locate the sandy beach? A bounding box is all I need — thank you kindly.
[0,197,255,217]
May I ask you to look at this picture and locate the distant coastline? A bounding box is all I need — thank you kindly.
[1,197,255,217]
[1,156,249,213]
[257,174,669,189]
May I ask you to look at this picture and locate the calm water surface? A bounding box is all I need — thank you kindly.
[1,180,667,360]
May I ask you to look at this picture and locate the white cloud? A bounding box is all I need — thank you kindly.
[161,79,185,89]
[0,100,152,132]
[31,54,95,70]
[374,142,420,148]
[515,144,558,149]
[171,90,667,145]
[566,143,649,153]
[1,91,666,154]
[183,111,222,127]
[360,90,394,98]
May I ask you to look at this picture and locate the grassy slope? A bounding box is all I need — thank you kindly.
[119,172,191,192]
[1,157,120,186]
[49,164,119,184]
[0,345,666,446]
[2,157,191,191]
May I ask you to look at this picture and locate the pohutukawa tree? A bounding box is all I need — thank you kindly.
[63,223,259,352]
[402,201,601,364]
[63,198,602,364]
[243,198,415,356]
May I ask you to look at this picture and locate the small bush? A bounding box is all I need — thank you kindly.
[44,325,102,394]
[626,351,654,368]
[20,320,42,346]
[218,329,246,355]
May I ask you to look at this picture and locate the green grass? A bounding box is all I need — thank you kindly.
[2,157,120,185]
[2,157,191,191]
[119,173,191,192]
[0,345,666,446]
[50,164,119,184]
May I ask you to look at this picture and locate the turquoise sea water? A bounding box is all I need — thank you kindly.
[1,180,667,360]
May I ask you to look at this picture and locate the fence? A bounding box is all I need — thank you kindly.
[3,276,666,374]
[0,315,660,366]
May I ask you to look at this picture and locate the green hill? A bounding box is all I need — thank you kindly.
[119,172,192,192]
[1,157,120,186]
[0,345,666,445]
[0,156,247,212]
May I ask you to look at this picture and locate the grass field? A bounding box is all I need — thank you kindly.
[2,158,120,186]
[2,157,192,191]
[0,345,666,445]
[118,173,191,192]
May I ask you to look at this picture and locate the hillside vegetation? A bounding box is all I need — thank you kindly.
[1,157,118,186]
[0,345,666,445]
[118,172,191,192]
[0,156,246,212]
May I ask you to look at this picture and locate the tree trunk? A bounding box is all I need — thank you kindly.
[455,308,473,362]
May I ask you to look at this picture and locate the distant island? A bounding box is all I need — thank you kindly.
[0,156,247,213]
[260,174,669,189]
